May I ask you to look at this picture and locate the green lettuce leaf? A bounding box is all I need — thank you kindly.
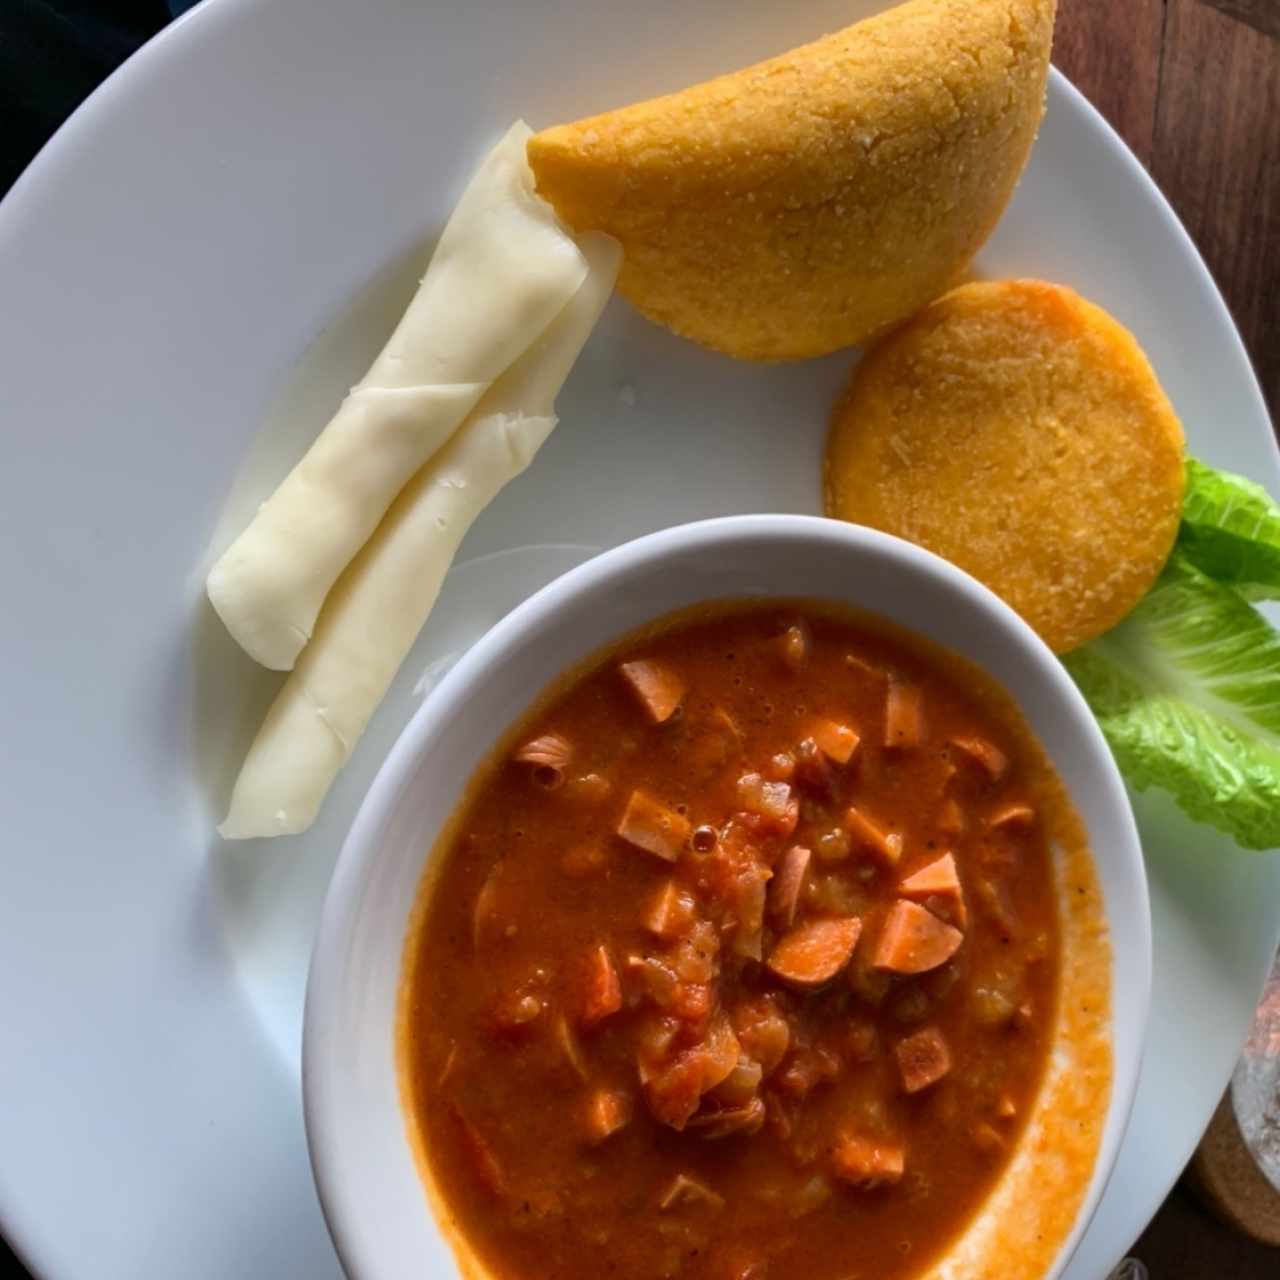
[1177,456,1280,599]
[1064,551,1280,850]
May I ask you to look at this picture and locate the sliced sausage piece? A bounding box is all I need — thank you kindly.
[659,1172,725,1212]
[831,1134,905,1189]
[617,789,691,862]
[768,845,811,930]
[884,679,923,749]
[899,854,966,927]
[807,718,860,765]
[582,1088,631,1145]
[644,880,697,939]
[619,659,685,723]
[950,735,1008,781]
[579,944,623,1029]
[873,900,963,975]
[512,732,572,788]
[894,1026,953,1093]
[767,916,862,988]
[844,805,903,866]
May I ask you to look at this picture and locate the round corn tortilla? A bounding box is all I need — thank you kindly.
[825,279,1186,653]
[527,0,1056,361]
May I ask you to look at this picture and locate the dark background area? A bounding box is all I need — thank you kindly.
[0,0,1276,1276]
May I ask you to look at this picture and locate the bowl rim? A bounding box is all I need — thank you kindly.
[302,512,1152,1280]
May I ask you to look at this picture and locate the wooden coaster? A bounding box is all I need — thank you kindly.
[1191,1089,1280,1246]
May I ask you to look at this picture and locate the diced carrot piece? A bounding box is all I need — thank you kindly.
[619,659,685,723]
[951,736,1008,781]
[767,916,862,988]
[807,718,860,765]
[899,854,962,901]
[512,732,572,788]
[844,805,903,866]
[831,1134,905,1188]
[768,845,811,930]
[893,1026,953,1093]
[987,802,1036,831]
[582,1088,631,1145]
[936,796,966,836]
[873,900,963,975]
[617,789,691,862]
[451,1108,505,1195]
[901,852,967,928]
[644,880,697,939]
[779,622,810,672]
[579,944,623,1029]
[884,679,923,749]
[659,1172,725,1212]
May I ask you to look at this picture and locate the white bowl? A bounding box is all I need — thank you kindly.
[302,513,1150,1280]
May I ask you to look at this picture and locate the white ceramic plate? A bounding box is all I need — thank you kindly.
[0,1,1276,1277]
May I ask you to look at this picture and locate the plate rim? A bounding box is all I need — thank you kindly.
[0,0,1276,1274]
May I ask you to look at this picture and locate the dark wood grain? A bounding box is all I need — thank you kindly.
[1202,0,1280,41]
[1152,0,1280,419]
[1056,0,1280,422]
[1134,1181,1280,1273]
[1054,0,1167,165]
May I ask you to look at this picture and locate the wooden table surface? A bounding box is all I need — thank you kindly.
[1057,0,1279,424]
[1058,4,1279,1269]
[0,1,1276,1278]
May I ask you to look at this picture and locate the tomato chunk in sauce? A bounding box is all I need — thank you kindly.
[402,603,1063,1280]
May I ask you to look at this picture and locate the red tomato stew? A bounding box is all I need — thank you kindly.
[400,602,1072,1280]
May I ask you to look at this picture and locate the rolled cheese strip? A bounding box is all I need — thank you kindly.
[219,232,621,839]
[207,121,588,670]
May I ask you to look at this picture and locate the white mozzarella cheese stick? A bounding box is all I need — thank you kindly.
[219,232,621,839]
[207,121,588,670]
